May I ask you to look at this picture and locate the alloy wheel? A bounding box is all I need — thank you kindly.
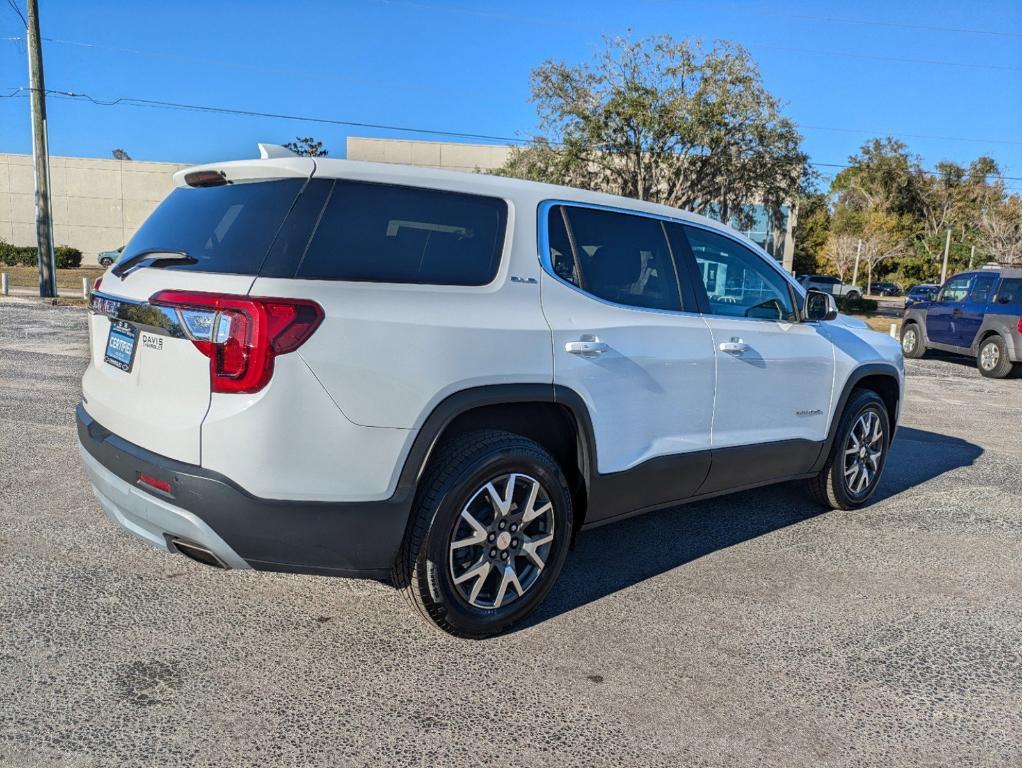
[448,473,555,610]
[980,342,1000,371]
[902,328,917,354]
[842,409,884,498]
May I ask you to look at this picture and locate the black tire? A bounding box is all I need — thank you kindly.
[98,257,113,267]
[977,335,1014,379]
[845,290,861,301]
[807,389,891,511]
[900,322,926,359]
[393,430,573,638]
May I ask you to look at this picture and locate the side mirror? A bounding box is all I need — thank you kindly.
[804,289,838,322]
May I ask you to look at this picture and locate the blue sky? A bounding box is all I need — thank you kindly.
[2,0,1020,191]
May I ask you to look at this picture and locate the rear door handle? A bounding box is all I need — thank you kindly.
[565,338,608,357]
[719,338,749,354]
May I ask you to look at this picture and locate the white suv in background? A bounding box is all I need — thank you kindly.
[78,147,904,637]
[799,274,863,300]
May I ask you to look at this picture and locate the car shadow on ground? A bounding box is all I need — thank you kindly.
[520,426,982,630]
[920,350,1022,378]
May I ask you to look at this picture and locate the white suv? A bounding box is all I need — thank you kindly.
[78,147,904,637]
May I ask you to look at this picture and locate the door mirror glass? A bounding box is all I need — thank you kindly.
[804,289,838,321]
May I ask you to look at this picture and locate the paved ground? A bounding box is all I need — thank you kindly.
[1,300,1019,767]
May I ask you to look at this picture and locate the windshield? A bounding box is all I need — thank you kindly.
[122,179,305,275]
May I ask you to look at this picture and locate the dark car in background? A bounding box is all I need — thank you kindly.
[870,281,901,297]
[904,283,939,307]
[901,267,1022,378]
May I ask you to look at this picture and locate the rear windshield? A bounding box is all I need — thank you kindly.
[291,180,507,285]
[122,179,305,275]
[996,278,1022,306]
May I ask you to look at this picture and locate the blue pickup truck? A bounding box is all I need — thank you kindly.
[901,266,1021,378]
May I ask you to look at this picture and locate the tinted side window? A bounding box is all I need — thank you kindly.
[123,179,305,275]
[995,278,1022,305]
[547,207,579,286]
[562,207,681,311]
[970,274,997,304]
[683,226,796,321]
[940,276,972,302]
[296,181,507,285]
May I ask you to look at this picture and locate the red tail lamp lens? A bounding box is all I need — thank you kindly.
[149,290,323,394]
[138,473,172,494]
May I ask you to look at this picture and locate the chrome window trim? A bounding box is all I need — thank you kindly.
[536,198,803,322]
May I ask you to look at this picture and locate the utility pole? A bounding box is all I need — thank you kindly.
[27,0,56,298]
[851,238,862,290]
[968,245,975,269]
[939,229,951,285]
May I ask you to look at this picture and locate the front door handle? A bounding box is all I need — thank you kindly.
[719,338,749,354]
[565,337,608,357]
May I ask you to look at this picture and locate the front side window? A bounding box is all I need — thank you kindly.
[295,181,507,285]
[969,274,997,304]
[682,226,796,321]
[939,275,972,303]
[560,206,682,311]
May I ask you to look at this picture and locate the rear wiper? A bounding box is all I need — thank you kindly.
[112,249,197,279]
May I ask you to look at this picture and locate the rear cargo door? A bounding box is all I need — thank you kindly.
[81,169,311,464]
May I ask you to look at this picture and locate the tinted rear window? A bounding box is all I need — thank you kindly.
[996,278,1022,306]
[293,180,507,285]
[122,179,305,275]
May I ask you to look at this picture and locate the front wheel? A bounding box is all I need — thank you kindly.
[977,335,1014,379]
[807,389,891,510]
[900,323,926,358]
[394,430,573,638]
[845,290,861,301]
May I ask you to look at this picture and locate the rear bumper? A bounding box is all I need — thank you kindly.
[77,403,412,578]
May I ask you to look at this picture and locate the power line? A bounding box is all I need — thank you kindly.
[43,88,535,145]
[802,125,1022,147]
[3,0,25,27]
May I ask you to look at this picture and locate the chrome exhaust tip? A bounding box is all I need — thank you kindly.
[167,537,229,569]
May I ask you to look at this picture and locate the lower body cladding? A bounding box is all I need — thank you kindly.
[77,405,411,579]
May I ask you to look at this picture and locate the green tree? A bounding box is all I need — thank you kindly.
[284,137,329,157]
[791,192,831,275]
[494,35,808,229]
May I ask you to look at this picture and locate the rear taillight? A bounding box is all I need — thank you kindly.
[138,473,171,494]
[149,290,323,394]
[93,276,103,292]
[1017,317,1022,334]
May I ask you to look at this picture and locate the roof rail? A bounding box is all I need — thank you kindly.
[257,143,298,159]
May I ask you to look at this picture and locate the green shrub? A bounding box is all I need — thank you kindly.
[0,241,37,267]
[838,296,879,314]
[54,245,83,269]
[0,242,84,269]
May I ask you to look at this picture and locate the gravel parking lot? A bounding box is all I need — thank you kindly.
[1,300,1020,767]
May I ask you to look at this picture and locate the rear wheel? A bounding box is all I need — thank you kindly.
[808,389,890,510]
[977,335,1014,378]
[900,323,926,358]
[394,430,572,638]
[845,290,861,301]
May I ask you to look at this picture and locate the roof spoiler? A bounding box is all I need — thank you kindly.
[257,143,298,159]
